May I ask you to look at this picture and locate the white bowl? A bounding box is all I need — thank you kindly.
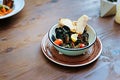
[48,24,97,56]
[0,0,25,19]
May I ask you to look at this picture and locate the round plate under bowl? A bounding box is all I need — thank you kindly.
[41,33,102,67]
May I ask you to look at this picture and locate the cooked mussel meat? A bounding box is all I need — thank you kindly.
[54,26,89,48]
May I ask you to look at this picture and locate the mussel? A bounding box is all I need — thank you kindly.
[55,26,71,43]
[54,26,89,48]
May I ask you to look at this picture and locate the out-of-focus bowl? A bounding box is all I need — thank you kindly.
[48,24,97,56]
[0,0,25,19]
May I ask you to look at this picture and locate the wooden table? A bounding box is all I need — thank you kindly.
[0,0,120,80]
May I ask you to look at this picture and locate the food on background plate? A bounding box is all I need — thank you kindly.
[0,4,13,16]
[53,15,89,48]
[3,0,14,8]
[0,0,14,16]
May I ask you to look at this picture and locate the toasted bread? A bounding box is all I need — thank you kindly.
[76,15,89,34]
[59,18,76,32]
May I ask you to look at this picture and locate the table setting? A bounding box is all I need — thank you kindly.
[0,0,120,80]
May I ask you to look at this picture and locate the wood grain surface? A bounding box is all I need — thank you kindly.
[0,0,120,80]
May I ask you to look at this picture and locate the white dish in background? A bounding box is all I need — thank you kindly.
[0,0,3,4]
[0,0,25,19]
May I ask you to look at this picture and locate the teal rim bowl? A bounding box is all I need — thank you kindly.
[48,24,97,56]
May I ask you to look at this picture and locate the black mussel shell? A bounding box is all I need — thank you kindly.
[62,26,70,33]
[51,35,56,41]
[55,27,63,34]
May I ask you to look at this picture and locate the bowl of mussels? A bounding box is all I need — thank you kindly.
[48,15,97,56]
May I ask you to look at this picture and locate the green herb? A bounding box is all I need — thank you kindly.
[0,4,3,8]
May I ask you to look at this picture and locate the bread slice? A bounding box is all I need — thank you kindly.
[59,18,76,32]
[76,15,89,34]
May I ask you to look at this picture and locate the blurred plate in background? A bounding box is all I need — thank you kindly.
[0,0,25,19]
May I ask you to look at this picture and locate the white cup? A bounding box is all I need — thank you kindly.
[115,0,120,24]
